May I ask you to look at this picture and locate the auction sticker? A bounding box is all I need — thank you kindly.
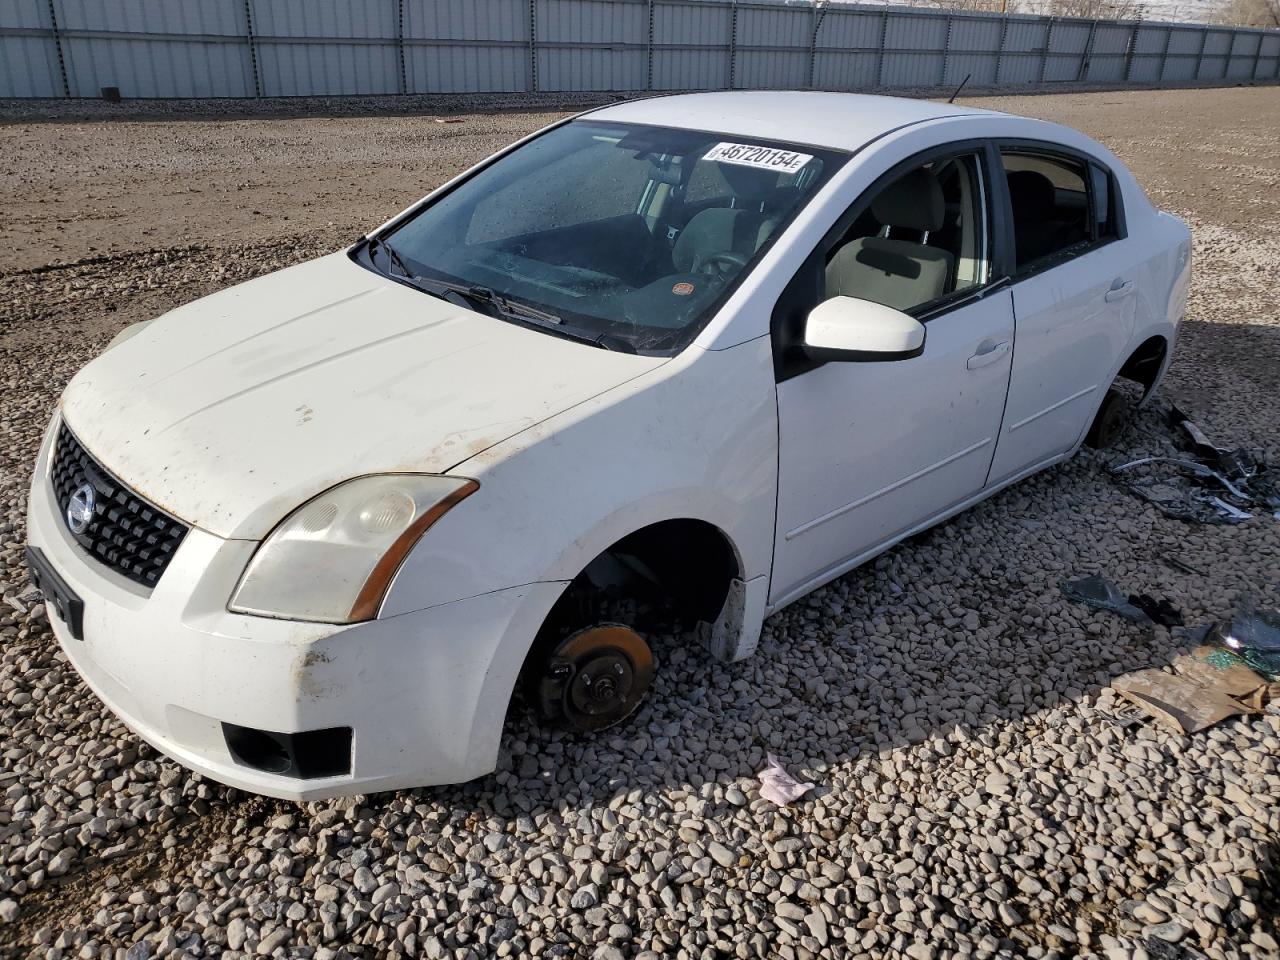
[703,142,813,174]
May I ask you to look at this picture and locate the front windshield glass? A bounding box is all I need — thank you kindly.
[373,120,842,353]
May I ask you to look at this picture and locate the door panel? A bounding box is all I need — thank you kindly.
[986,246,1136,483]
[771,288,1015,604]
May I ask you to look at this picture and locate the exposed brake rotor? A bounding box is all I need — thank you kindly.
[536,624,655,732]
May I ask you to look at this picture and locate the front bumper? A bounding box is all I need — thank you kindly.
[26,421,561,800]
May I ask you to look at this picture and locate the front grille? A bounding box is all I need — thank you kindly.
[50,423,189,588]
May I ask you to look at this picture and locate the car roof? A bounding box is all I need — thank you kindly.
[583,91,1003,153]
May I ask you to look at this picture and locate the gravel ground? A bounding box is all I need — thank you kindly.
[1,86,1279,960]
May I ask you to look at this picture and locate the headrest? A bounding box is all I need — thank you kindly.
[1006,170,1056,219]
[870,169,944,232]
[717,162,779,199]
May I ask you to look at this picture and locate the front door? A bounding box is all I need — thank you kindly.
[770,146,1016,606]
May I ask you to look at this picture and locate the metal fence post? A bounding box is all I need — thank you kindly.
[44,0,71,98]
[875,9,889,89]
[940,14,953,87]
[528,0,538,92]
[1250,30,1263,79]
[243,0,262,97]
[993,16,1008,86]
[807,1,822,91]
[1076,18,1098,82]
[1193,27,1208,80]
[1158,25,1172,83]
[1222,31,1232,78]
[396,0,407,95]
[1039,18,1054,84]
[1123,22,1138,82]
[646,0,655,91]
[728,0,738,90]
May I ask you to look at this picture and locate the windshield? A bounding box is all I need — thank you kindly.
[364,120,842,353]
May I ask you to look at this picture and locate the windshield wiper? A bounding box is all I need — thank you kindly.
[369,238,497,316]
[459,286,628,352]
[429,280,564,327]
[367,235,411,278]
[366,236,621,351]
[369,237,555,320]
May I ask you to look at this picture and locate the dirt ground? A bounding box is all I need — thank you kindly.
[1,85,1279,960]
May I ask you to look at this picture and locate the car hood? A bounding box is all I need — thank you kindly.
[60,253,662,540]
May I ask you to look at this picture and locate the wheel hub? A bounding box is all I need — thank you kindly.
[569,651,633,716]
[537,624,654,731]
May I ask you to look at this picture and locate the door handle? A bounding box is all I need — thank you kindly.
[967,339,1010,370]
[1105,279,1135,302]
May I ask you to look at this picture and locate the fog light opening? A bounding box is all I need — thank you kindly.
[223,724,291,774]
[221,722,353,779]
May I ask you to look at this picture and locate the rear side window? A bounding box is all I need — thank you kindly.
[1001,150,1098,271]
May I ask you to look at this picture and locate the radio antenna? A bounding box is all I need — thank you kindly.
[948,73,972,104]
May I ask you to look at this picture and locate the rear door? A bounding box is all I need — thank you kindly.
[986,145,1138,483]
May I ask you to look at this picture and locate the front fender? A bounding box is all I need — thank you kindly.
[380,336,779,619]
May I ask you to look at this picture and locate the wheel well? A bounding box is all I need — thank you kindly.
[585,519,740,622]
[536,519,741,645]
[1117,335,1168,396]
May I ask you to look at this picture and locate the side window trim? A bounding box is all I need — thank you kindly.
[994,138,1126,281]
[771,138,1009,383]
[1088,161,1127,242]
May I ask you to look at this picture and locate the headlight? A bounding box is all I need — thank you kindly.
[229,474,477,623]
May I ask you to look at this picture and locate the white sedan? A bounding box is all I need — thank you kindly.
[26,92,1190,799]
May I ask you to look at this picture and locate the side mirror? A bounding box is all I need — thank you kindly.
[803,296,926,362]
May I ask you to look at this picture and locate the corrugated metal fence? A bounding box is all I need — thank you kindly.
[2,0,1277,100]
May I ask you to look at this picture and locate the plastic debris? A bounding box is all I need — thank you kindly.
[757,754,815,806]
[1170,407,1280,506]
[1209,597,1280,681]
[1109,456,1255,525]
[1114,407,1280,525]
[1061,574,1151,623]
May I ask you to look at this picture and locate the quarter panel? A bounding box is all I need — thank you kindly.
[1070,211,1190,444]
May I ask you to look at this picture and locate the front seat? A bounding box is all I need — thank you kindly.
[672,164,779,273]
[825,169,954,312]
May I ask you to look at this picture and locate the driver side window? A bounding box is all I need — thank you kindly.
[823,153,989,314]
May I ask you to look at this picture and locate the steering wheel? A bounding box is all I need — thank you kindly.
[695,250,748,278]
